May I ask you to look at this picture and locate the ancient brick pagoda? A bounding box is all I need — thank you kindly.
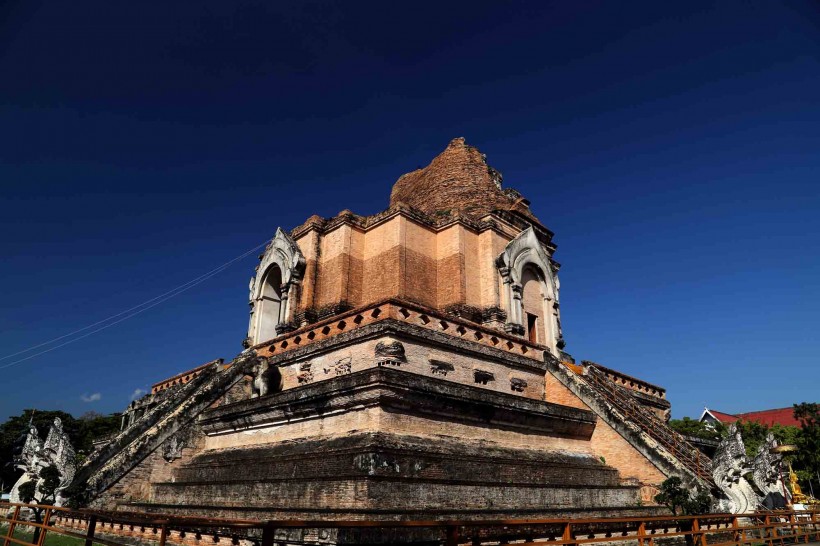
[74,138,712,529]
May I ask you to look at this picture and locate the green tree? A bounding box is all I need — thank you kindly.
[18,464,62,543]
[794,403,820,491]
[668,417,723,441]
[734,420,770,458]
[654,476,712,546]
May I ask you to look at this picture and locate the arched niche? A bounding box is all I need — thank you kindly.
[496,227,563,354]
[257,264,283,343]
[247,228,306,346]
[521,265,546,344]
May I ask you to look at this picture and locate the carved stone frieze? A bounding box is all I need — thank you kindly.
[481,306,507,328]
[162,435,184,463]
[297,362,314,385]
[324,357,352,376]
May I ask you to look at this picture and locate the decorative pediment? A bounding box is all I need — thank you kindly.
[496,227,563,352]
[496,227,555,289]
[249,228,306,301]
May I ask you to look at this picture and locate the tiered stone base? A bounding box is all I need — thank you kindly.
[141,432,641,520]
[116,369,648,532]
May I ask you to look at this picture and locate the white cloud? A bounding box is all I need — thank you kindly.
[130,388,148,401]
[80,392,102,403]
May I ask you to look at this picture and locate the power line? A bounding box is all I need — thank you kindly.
[0,240,269,369]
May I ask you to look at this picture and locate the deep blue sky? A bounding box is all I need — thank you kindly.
[1,1,819,421]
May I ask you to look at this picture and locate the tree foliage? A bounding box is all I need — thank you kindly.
[669,417,723,441]
[0,409,121,490]
[654,476,712,516]
[17,464,63,543]
[674,404,814,491]
[654,477,712,546]
[18,464,61,506]
[794,403,820,486]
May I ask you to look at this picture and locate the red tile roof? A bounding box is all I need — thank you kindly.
[736,408,801,427]
[708,410,740,424]
[705,407,802,427]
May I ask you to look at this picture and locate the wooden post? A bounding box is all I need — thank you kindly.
[563,522,572,546]
[692,517,708,546]
[445,524,460,546]
[158,524,168,546]
[637,522,646,546]
[36,508,51,546]
[731,516,739,546]
[764,515,774,546]
[260,522,274,546]
[84,515,97,546]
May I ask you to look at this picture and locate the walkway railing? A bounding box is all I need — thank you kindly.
[2,501,819,546]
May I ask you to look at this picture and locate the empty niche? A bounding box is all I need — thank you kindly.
[474,369,495,385]
[510,377,528,392]
[429,359,455,376]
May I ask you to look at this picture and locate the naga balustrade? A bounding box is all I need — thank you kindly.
[2,502,819,546]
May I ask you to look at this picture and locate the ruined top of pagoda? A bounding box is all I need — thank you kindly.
[390,137,540,225]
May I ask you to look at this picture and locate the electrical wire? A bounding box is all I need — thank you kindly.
[0,240,269,369]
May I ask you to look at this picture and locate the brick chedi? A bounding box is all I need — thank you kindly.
[72,139,711,543]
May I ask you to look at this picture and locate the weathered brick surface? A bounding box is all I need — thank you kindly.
[545,370,666,490]
[390,138,537,223]
[292,203,523,319]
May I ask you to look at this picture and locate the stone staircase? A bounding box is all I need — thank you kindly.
[582,365,716,490]
[71,351,258,501]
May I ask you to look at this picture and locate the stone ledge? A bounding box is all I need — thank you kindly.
[122,502,664,521]
[199,367,596,438]
[165,432,617,486]
[253,299,548,365]
[259,315,550,376]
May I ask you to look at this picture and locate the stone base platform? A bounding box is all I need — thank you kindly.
[140,432,642,520]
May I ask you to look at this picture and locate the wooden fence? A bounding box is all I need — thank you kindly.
[2,501,819,546]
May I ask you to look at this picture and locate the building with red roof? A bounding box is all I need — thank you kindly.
[700,406,802,428]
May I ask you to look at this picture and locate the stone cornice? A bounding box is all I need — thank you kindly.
[199,367,596,439]
[289,204,525,241]
[251,298,548,365]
